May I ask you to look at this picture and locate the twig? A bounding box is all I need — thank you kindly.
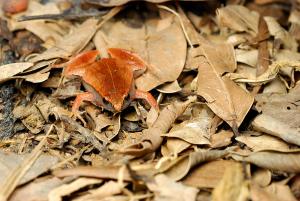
[0,124,54,201]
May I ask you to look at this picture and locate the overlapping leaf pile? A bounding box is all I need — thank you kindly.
[0,0,300,200]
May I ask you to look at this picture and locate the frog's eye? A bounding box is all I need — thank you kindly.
[95,55,101,61]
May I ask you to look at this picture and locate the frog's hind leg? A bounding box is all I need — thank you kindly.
[134,90,159,112]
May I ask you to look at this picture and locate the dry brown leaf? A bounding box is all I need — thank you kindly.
[253,84,300,146]
[212,162,249,201]
[183,160,238,188]
[264,16,298,51]
[231,150,300,172]
[158,150,229,181]
[264,183,297,201]
[217,5,259,36]
[197,56,254,128]
[236,132,290,152]
[100,10,187,91]
[73,181,124,201]
[9,177,70,201]
[250,183,281,201]
[235,49,258,67]
[157,81,181,94]
[120,96,196,157]
[14,71,50,83]
[48,178,102,201]
[0,62,33,83]
[146,174,199,201]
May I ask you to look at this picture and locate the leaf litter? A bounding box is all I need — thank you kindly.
[0,0,300,201]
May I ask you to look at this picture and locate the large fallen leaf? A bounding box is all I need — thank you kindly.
[183,160,238,188]
[212,162,249,201]
[10,177,70,201]
[197,56,254,127]
[0,151,59,185]
[99,10,186,91]
[146,174,199,201]
[217,5,259,36]
[231,150,300,172]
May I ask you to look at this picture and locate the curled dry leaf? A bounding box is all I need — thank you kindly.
[252,168,272,187]
[217,5,259,36]
[236,132,290,152]
[0,62,33,83]
[161,138,191,157]
[73,181,125,201]
[210,130,234,148]
[158,149,229,181]
[231,150,300,172]
[197,43,254,127]
[120,96,197,157]
[48,178,103,201]
[212,162,249,201]
[146,174,199,201]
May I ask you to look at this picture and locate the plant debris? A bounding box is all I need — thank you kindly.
[0,0,300,201]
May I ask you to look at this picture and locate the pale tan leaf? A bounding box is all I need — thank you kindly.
[210,131,234,148]
[212,162,249,201]
[48,178,102,201]
[9,177,70,201]
[73,181,124,201]
[157,81,181,94]
[231,150,300,172]
[14,72,50,83]
[236,133,290,152]
[183,160,238,188]
[217,5,259,36]
[0,63,33,83]
[146,174,199,201]
[264,183,297,201]
[235,49,258,67]
[252,168,271,187]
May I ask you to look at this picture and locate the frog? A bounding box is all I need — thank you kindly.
[63,48,159,114]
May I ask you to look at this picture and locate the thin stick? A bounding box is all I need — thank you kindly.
[0,125,54,201]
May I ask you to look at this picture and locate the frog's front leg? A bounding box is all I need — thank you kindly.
[72,92,96,113]
[134,90,159,112]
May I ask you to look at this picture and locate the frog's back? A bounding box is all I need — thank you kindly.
[83,58,133,111]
